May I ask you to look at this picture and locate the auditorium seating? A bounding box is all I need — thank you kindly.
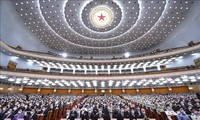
[0,94,84,120]
[0,93,199,120]
[122,93,200,120]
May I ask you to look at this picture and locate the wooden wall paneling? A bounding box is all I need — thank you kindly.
[125,89,137,94]
[22,88,38,94]
[56,89,68,94]
[0,85,22,93]
[154,87,169,94]
[40,88,54,94]
[71,89,82,94]
[172,86,189,93]
[191,84,200,92]
[1,85,199,94]
[105,89,111,94]
[84,89,95,95]
[112,89,123,94]
[139,88,152,94]
[97,89,102,94]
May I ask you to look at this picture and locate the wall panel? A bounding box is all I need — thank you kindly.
[105,89,111,94]
[71,89,82,94]
[112,89,123,94]
[56,89,68,94]
[0,85,22,93]
[40,88,54,94]
[172,86,189,93]
[190,84,200,92]
[154,87,169,94]
[1,85,199,94]
[139,88,152,94]
[22,88,38,94]
[84,89,95,95]
[125,89,137,94]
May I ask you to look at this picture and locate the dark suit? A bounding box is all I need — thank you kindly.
[185,109,192,115]
[117,113,124,120]
[69,111,77,120]
[129,113,136,120]
[91,112,99,120]
[3,112,14,119]
[42,109,48,119]
[134,110,144,119]
[102,110,110,120]
[81,111,89,120]
[0,113,3,120]
[112,110,118,118]
[124,111,130,118]
[28,113,38,120]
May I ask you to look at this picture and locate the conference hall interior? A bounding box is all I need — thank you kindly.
[0,0,200,120]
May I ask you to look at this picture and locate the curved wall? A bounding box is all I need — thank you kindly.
[0,84,199,95]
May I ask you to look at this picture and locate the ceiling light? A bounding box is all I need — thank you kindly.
[108,80,114,87]
[129,81,136,86]
[29,80,35,83]
[170,81,175,84]
[189,76,195,79]
[159,82,164,85]
[101,81,105,87]
[28,83,32,85]
[115,81,121,87]
[92,81,97,87]
[77,80,84,86]
[71,81,78,87]
[23,77,29,81]
[181,75,188,79]
[122,80,129,86]
[37,79,42,82]
[191,79,197,82]
[15,81,21,84]
[0,75,7,79]
[178,81,183,84]
[8,78,15,81]
[178,56,183,59]
[23,81,28,84]
[58,83,64,87]
[175,78,180,82]
[191,53,197,56]
[124,52,130,58]
[86,81,91,87]
[60,53,67,58]
[182,79,188,82]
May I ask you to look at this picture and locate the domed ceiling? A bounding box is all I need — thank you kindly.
[13,0,195,55]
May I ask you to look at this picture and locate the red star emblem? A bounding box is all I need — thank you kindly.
[98,13,106,21]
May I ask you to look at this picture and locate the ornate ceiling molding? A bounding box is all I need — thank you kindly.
[11,0,195,55]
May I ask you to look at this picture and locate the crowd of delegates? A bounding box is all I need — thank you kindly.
[0,94,84,120]
[122,93,200,120]
[1,93,200,120]
[66,95,148,120]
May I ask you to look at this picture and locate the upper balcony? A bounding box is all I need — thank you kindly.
[1,40,200,64]
[0,67,200,89]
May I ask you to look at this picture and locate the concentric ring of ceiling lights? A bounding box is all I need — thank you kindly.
[13,0,194,55]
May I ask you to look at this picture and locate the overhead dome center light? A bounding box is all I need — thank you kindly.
[90,5,114,28]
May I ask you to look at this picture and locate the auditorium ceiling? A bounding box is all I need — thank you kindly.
[12,0,195,55]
